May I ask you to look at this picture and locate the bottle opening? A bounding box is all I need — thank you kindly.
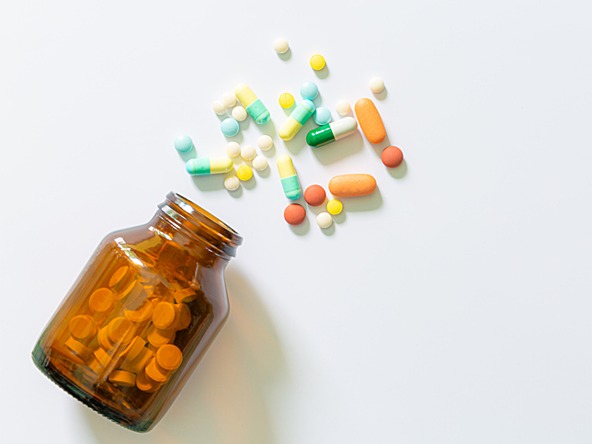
[158,192,242,258]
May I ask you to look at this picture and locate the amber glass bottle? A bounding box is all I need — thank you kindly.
[32,192,242,432]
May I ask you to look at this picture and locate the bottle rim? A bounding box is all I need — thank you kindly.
[158,192,242,258]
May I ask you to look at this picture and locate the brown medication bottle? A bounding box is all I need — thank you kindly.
[32,192,242,432]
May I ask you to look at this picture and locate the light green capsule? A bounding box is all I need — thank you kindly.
[186,157,233,176]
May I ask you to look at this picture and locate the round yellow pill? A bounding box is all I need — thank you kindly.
[236,164,253,181]
[326,198,343,215]
[278,92,295,109]
[156,344,183,371]
[88,288,115,313]
[69,315,97,341]
[310,54,326,71]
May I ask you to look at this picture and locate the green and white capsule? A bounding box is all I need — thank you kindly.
[305,117,358,148]
[186,157,233,176]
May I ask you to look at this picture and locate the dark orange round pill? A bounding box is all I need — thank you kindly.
[283,204,306,225]
[381,145,404,168]
[304,185,326,206]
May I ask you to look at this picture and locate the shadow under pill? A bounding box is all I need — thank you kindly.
[277,48,292,61]
[256,167,271,179]
[289,217,310,236]
[314,66,330,80]
[373,88,388,101]
[388,159,408,179]
[259,120,277,139]
[333,212,346,224]
[178,148,197,163]
[262,146,276,158]
[311,131,365,165]
[242,176,257,190]
[239,118,251,131]
[228,186,244,198]
[341,188,383,212]
[192,175,225,192]
[321,223,335,236]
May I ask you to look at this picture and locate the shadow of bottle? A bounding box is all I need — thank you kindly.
[79,267,287,444]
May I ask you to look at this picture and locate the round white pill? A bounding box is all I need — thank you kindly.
[252,155,268,171]
[240,145,257,161]
[213,100,226,115]
[222,92,236,108]
[226,142,241,158]
[369,77,385,94]
[257,135,274,151]
[274,38,289,54]
[232,106,247,122]
[335,100,351,116]
[316,212,333,229]
[224,176,240,192]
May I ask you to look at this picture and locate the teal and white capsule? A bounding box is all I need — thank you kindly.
[305,117,358,148]
[276,154,302,200]
[186,157,233,176]
[279,100,315,141]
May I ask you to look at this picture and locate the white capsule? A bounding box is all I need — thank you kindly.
[222,92,237,108]
[369,77,385,94]
[274,38,289,54]
[226,142,241,158]
[257,135,274,151]
[224,176,240,191]
[232,106,247,122]
[316,212,333,229]
[240,145,257,161]
[213,100,226,115]
[335,100,351,116]
[252,155,268,171]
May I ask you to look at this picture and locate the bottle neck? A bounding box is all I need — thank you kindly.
[155,192,242,261]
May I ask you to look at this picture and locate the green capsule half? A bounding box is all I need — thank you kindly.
[306,117,358,148]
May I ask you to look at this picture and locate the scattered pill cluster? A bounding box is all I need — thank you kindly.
[174,38,407,230]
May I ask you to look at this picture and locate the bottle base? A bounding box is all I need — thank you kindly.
[31,346,153,433]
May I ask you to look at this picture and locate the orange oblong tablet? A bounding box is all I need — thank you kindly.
[354,98,386,144]
[328,174,377,197]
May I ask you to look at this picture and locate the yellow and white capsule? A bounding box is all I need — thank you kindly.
[279,100,315,141]
[186,157,233,176]
[276,154,302,200]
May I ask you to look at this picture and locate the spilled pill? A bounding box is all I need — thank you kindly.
[235,83,270,124]
[279,100,315,141]
[284,203,306,225]
[306,117,357,148]
[304,185,326,206]
[354,98,386,144]
[277,154,302,200]
[174,135,194,154]
[186,157,233,176]
[220,118,240,137]
[381,145,404,168]
[328,174,377,197]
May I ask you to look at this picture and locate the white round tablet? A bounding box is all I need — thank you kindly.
[222,92,236,108]
[257,135,274,151]
[226,142,241,158]
[240,145,257,161]
[335,100,351,116]
[213,100,226,115]
[232,106,247,122]
[273,38,289,54]
[316,212,333,229]
[252,155,268,171]
[369,77,385,94]
[224,176,240,192]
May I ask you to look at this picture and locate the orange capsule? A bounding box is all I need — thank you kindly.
[354,98,386,144]
[328,174,377,197]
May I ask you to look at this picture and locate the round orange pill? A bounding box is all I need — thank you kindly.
[107,317,134,345]
[68,315,97,341]
[147,325,176,347]
[124,300,154,323]
[109,266,130,289]
[283,203,306,225]
[304,185,326,206]
[109,370,136,387]
[152,302,176,330]
[88,288,115,313]
[145,358,169,382]
[381,145,404,168]
[136,370,159,392]
[156,344,183,371]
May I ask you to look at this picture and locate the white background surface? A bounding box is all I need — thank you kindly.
[1,1,592,443]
